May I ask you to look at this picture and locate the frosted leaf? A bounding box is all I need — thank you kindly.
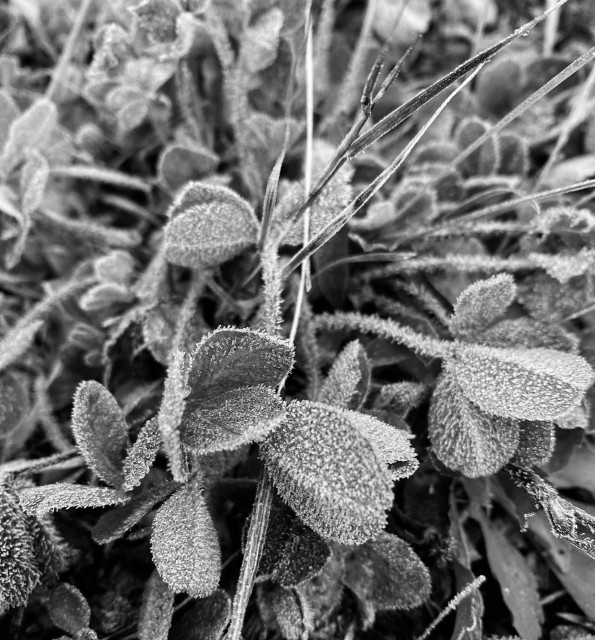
[169,589,231,640]
[261,400,394,544]
[158,143,218,192]
[348,410,418,481]
[94,251,135,286]
[318,340,370,410]
[374,382,427,416]
[87,24,132,81]
[256,583,311,640]
[0,371,29,438]
[477,318,579,353]
[342,532,431,612]
[449,274,517,337]
[518,273,593,323]
[18,484,127,516]
[123,418,161,491]
[164,182,258,269]
[150,480,221,597]
[455,117,500,176]
[133,0,181,43]
[92,481,180,544]
[20,150,49,216]
[0,488,40,614]
[242,8,283,74]
[258,495,330,587]
[0,99,57,174]
[429,373,519,477]
[47,583,91,635]
[274,140,353,247]
[498,133,529,176]
[450,343,594,421]
[27,514,71,584]
[138,571,174,640]
[533,249,595,284]
[79,283,134,312]
[71,381,129,487]
[180,385,285,453]
[187,327,294,392]
[0,89,20,152]
[512,421,555,468]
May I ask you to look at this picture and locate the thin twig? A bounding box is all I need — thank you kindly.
[51,165,151,193]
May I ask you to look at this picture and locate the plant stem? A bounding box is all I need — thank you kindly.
[51,165,151,193]
[46,0,94,101]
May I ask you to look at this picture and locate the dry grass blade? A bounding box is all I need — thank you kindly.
[281,64,483,279]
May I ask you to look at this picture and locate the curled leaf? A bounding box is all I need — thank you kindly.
[318,340,370,410]
[342,532,431,613]
[123,418,161,491]
[429,373,519,477]
[151,480,221,597]
[449,274,517,337]
[348,410,418,481]
[261,401,393,544]
[449,343,594,421]
[71,381,129,487]
[164,182,258,268]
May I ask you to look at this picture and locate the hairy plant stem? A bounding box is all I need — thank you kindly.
[51,165,151,193]
[227,8,313,639]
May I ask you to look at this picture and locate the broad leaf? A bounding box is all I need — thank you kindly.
[123,417,161,491]
[164,182,258,268]
[477,317,578,353]
[449,274,516,337]
[138,571,174,640]
[261,401,394,544]
[455,117,500,176]
[180,385,286,453]
[258,495,331,587]
[169,589,231,640]
[318,340,370,410]
[429,373,519,477]
[186,327,294,392]
[71,381,129,487]
[18,484,127,516]
[512,421,555,468]
[48,584,91,636]
[241,8,284,74]
[158,143,218,192]
[342,532,431,614]
[150,480,221,597]
[449,344,594,421]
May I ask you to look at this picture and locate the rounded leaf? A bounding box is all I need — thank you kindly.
[169,589,231,640]
[151,481,221,597]
[429,373,519,477]
[48,583,91,635]
[343,532,431,611]
[164,182,258,268]
[450,343,594,421]
[449,274,517,337]
[71,381,129,487]
[512,421,555,468]
[261,401,393,544]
